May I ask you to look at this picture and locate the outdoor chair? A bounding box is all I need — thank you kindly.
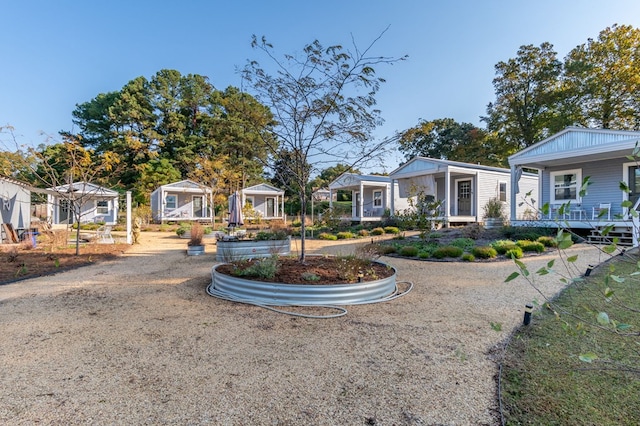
[96,224,115,244]
[592,203,611,220]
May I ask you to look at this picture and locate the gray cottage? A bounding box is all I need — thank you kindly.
[241,184,285,221]
[389,157,538,227]
[151,179,212,222]
[0,176,32,242]
[509,127,640,246]
[47,181,119,225]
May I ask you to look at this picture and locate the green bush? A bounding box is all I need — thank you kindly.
[461,253,475,262]
[384,226,400,234]
[516,240,545,253]
[432,245,464,259]
[371,227,385,235]
[233,256,278,279]
[357,229,370,237]
[537,236,558,248]
[399,245,419,257]
[336,231,355,239]
[504,247,524,259]
[491,239,518,255]
[451,237,476,251]
[176,227,188,236]
[318,232,338,240]
[472,246,498,259]
[377,244,396,254]
[418,251,430,259]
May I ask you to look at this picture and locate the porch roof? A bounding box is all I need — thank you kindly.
[242,183,284,196]
[155,179,211,194]
[48,181,119,197]
[329,173,390,190]
[389,156,511,180]
[509,127,640,169]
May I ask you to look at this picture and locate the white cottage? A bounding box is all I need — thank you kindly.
[47,181,119,225]
[150,179,213,222]
[389,157,538,227]
[241,183,285,220]
[328,173,410,222]
[0,176,32,243]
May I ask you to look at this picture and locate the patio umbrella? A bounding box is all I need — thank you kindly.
[228,191,244,232]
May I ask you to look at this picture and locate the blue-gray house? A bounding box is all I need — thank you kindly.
[508,127,640,246]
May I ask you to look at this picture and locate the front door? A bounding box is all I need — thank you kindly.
[192,196,204,218]
[629,165,640,209]
[457,180,472,216]
[266,197,276,217]
[59,199,71,224]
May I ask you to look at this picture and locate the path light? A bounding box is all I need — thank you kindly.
[523,304,533,325]
[358,271,364,283]
[585,264,594,276]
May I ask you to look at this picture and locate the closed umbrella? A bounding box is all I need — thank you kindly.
[228,191,244,234]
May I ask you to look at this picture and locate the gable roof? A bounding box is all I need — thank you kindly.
[242,183,285,195]
[151,179,211,195]
[389,157,511,180]
[509,127,640,168]
[329,173,390,190]
[48,181,119,197]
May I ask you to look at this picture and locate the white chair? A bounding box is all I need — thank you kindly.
[96,224,115,244]
[592,203,611,220]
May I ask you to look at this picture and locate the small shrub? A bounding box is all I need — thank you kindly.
[516,240,545,253]
[461,253,475,262]
[158,224,172,232]
[472,246,498,259]
[371,227,385,235]
[233,256,278,279]
[537,236,558,248]
[399,245,419,257]
[375,244,396,255]
[491,240,518,255]
[451,237,476,251]
[188,222,204,246]
[432,245,464,259]
[318,232,338,241]
[336,231,355,239]
[176,227,188,237]
[301,272,320,281]
[384,226,400,234]
[505,247,524,259]
[418,251,430,259]
[357,229,370,237]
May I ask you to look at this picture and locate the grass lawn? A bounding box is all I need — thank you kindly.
[500,251,640,425]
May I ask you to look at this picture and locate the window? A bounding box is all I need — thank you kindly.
[96,200,109,215]
[550,169,581,203]
[373,190,382,207]
[165,195,177,209]
[245,196,254,207]
[498,182,507,202]
[629,165,640,208]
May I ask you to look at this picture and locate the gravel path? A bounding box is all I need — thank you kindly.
[0,232,609,425]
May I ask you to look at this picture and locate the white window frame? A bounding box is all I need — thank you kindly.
[373,190,383,208]
[550,169,582,204]
[165,194,177,210]
[96,200,109,215]
[498,181,507,202]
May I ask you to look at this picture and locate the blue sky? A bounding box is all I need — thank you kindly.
[2,0,640,172]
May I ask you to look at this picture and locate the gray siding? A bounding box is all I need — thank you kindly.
[542,158,628,218]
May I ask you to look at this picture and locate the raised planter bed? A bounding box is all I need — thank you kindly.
[215,236,291,261]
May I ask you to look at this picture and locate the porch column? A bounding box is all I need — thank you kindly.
[444,170,450,226]
[510,166,517,222]
[389,181,395,216]
[359,181,364,218]
[281,195,284,220]
[329,188,333,209]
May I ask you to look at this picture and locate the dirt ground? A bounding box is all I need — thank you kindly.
[0,231,609,425]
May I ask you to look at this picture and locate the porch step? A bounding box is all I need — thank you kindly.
[587,226,634,246]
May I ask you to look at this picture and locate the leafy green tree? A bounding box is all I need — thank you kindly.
[398,118,503,165]
[484,42,564,151]
[562,24,640,129]
[137,158,181,204]
[241,32,406,259]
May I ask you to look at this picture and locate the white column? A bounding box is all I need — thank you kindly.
[510,166,517,222]
[126,191,132,245]
[444,170,451,226]
[359,181,364,218]
[389,181,395,216]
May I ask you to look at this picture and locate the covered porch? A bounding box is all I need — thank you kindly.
[328,174,392,222]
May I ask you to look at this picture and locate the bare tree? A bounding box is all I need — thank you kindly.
[241,29,406,260]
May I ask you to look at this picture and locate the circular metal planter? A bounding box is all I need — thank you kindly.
[215,237,291,261]
[210,260,397,305]
[187,245,206,256]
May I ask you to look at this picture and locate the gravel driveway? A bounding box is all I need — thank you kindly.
[0,232,608,425]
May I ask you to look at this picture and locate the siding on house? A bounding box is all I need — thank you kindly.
[0,177,32,233]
